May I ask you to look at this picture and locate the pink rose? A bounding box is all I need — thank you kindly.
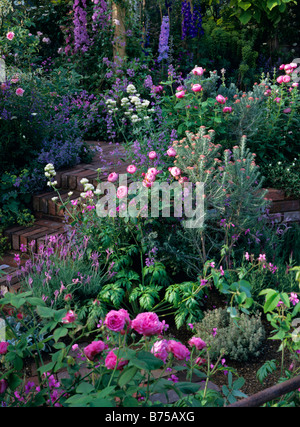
[0,342,9,355]
[223,106,233,113]
[84,340,106,361]
[188,337,207,351]
[105,309,131,332]
[167,147,177,157]
[16,88,25,96]
[147,167,159,176]
[169,167,181,177]
[62,310,77,324]
[153,85,163,93]
[277,75,284,84]
[127,165,137,174]
[216,95,226,104]
[107,172,118,183]
[192,84,203,92]
[282,75,291,83]
[105,349,129,370]
[274,97,281,103]
[175,90,186,99]
[151,340,169,363]
[6,32,14,41]
[116,185,128,199]
[148,151,157,159]
[132,312,163,336]
[167,340,190,360]
[192,66,204,76]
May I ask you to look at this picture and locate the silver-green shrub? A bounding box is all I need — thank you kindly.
[195,307,266,362]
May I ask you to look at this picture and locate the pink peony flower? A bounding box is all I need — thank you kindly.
[127,165,137,174]
[148,151,157,159]
[0,342,9,355]
[62,310,77,324]
[105,350,129,370]
[105,309,131,332]
[188,337,207,351]
[192,84,203,92]
[132,312,163,336]
[167,340,190,360]
[169,166,181,177]
[116,185,128,199]
[84,340,106,361]
[151,339,169,363]
[192,66,204,76]
[216,95,226,104]
[16,88,25,96]
[175,90,186,99]
[167,147,177,157]
[6,32,14,41]
[107,172,118,183]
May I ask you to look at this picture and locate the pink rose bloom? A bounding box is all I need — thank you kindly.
[105,350,128,370]
[169,167,181,177]
[192,84,203,92]
[132,312,163,336]
[0,342,9,355]
[192,66,204,76]
[151,340,169,363]
[127,165,137,174]
[274,97,281,103]
[188,337,207,351]
[175,90,186,99]
[84,340,106,361]
[62,310,77,324]
[292,83,299,88]
[116,185,128,199]
[283,108,291,114]
[167,340,190,360]
[282,75,291,83]
[167,147,177,157]
[223,106,233,113]
[147,167,159,176]
[277,75,284,84]
[6,32,14,41]
[16,88,25,96]
[105,309,131,332]
[279,64,285,70]
[107,172,118,183]
[148,151,157,159]
[153,85,163,93]
[216,95,226,104]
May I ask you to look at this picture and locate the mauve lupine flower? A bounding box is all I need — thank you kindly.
[157,16,170,63]
[6,32,14,40]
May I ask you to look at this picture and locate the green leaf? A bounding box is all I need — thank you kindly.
[239,9,252,24]
[76,382,95,395]
[118,366,138,388]
[264,292,281,313]
[37,306,56,318]
[53,327,68,342]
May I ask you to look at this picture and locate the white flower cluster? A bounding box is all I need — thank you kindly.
[122,84,154,124]
[44,163,57,187]
[80,178,95,196]
[105,98,118,114]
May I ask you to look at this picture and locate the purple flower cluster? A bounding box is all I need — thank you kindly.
[91,0,109,31]
[181,0,204,40]
[73,0,90,52]
[158,16,170,62]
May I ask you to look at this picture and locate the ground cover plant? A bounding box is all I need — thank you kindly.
[0,0,300,408]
